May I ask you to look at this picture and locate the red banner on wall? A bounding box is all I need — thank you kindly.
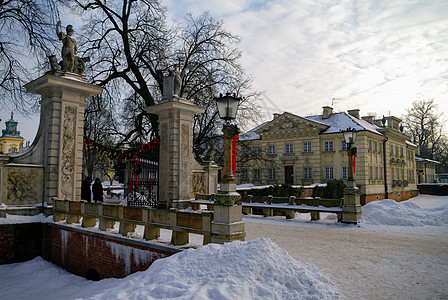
[353,153,358,173]
[232,135,239,174]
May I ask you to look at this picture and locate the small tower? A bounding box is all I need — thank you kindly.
[0,112,25,154]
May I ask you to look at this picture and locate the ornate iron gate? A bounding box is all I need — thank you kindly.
[125,140,159,208]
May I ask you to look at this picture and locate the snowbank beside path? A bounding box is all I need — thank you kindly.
[360,197,448,227]
[0,213,50,224]
[0,238,341,300]
[87,238,340,300]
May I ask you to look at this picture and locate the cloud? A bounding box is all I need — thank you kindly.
[172,0,448,126]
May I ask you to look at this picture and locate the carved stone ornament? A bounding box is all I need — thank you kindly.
[60,105,77,199]
[181,123,189,157]
[6,169,39,205]
[281,121,294,129]
[192,172,206,195]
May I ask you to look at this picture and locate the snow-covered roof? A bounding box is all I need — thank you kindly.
[238,121,269,141]
[415,156,440,164]
[406,140,418,148]
[305,112,383,136]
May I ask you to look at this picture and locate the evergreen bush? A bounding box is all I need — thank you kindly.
[313,179,346,199]
[247,184,303,197]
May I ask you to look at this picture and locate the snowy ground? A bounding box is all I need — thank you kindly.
[0,194,447,299]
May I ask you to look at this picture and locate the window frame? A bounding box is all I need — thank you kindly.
[303,167,312,180]
[324,141,334,152]
[303,142,312,153]
[325,166,334,180]
[342,166,348,180]
[285,143,294,154]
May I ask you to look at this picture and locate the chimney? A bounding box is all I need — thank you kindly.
[273,113,281,119]
[348,109,360,119]
[322,106,333,119]
[362,116,374,124]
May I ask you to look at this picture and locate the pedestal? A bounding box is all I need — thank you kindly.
[211,201,246,244]
[342,186,362,224]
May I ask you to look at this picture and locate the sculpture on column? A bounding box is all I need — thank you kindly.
[54,21,90,75]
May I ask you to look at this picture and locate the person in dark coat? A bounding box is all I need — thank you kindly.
[81,176,92,202]
[92,178,103,203]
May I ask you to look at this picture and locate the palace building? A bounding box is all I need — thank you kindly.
[237,106,418,204]
[0,112,26,155]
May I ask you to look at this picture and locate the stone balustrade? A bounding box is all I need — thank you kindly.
[53,199,213,246]
[192,194,344,222]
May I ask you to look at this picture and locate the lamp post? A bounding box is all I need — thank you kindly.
[211,92,246,243]
[341,127,362,223]
[342,127,357,187]
[214,92,241,195]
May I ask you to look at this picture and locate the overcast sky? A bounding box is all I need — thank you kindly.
[165,0,448,124]
[3,0,448,141]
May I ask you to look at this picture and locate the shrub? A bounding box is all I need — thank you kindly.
[247,184,303,197]
[313,179,346,199]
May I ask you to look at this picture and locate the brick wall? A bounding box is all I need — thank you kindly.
[361,190,419,205]
[0,223,43,264]
[0,223,180,280]
[43,224,180,279]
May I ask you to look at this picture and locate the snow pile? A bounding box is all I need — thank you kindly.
[89,238,340,299]
[0,213,50,224]
[0,238,340,300]
[360,199,448,226]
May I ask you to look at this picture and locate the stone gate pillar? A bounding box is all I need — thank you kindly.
[146,98,205,209]
[21,73,103,203]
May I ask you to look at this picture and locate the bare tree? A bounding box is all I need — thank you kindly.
[402,99,445,159]
[71,0,261,153]
[0,0,65,112]
[82,94,117,179]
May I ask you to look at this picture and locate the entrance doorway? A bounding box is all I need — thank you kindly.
[285,166,294,185]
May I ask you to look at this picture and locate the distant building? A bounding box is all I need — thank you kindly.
[237,107,419,204]
[416,156,439,183]
[0,112,28,155]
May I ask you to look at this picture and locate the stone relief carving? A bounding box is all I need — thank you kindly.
[161,123,168,152]
[192,172,206,195]
[281,121,294,129]
[60,105,77,199]
[6,169,39,205]
[181,123,189,157]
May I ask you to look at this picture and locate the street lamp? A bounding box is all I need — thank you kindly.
[342,128,357,147]
[215,92,241,121]
[342,127,357,187]
[214,92,241,195]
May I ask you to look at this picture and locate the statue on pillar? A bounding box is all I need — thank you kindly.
[54,21,90,75]
[162,65,184,101]
[173,64,182,97]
